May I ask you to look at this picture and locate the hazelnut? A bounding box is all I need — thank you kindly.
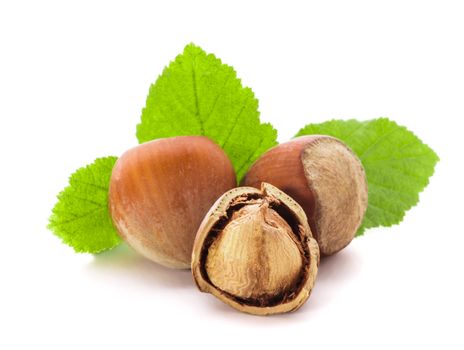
[242,136,368,256]
[109,136,237,269]
[192,182,319,315]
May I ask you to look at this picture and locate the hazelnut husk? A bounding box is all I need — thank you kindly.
[243,135,368,256]
[109,136,237,269]
[192,183,320,315]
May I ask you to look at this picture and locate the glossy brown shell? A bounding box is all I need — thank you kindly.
[243,136,368,255]
[109,136,237,268]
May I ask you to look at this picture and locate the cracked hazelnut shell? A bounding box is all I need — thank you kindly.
[192,182,320,315]
[242,135,368,256]
[109,136,237,269]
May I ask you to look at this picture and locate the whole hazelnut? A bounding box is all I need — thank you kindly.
[109,136,237,269]
[242,135,368,256]
[192,182,320,315]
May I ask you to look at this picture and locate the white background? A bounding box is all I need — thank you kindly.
[1,1,463,349]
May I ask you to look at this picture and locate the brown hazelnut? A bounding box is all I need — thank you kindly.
[242,135,368,256]
[192,182,319,315]
[109,136,237,269]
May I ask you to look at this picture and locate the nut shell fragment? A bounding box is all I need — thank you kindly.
[192,183,320,315]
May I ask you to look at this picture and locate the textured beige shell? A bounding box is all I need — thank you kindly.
[191,183,320,316]
[301,137,368,254]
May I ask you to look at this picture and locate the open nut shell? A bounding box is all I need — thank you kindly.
[192,183,320,315]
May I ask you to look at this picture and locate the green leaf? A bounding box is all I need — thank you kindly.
[48,156,121,253]
[136,43,278,181]
[295,118,439,236]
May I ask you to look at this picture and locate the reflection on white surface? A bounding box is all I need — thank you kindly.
[86,241,363,322]
[88,243,194,289]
